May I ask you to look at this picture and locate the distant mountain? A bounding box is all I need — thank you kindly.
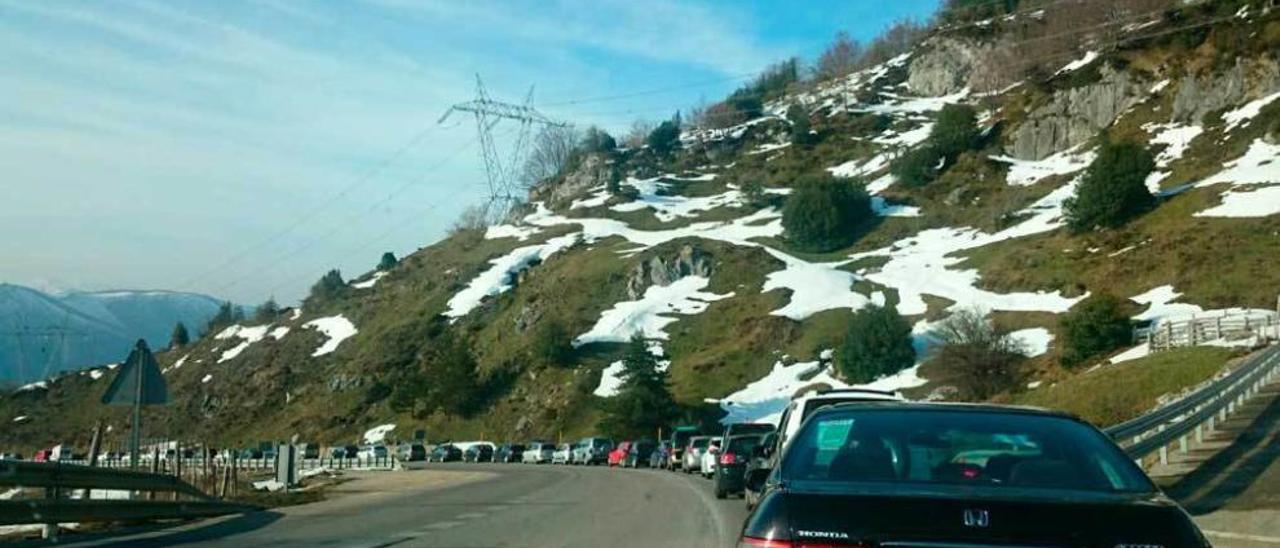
[0,284,224,384]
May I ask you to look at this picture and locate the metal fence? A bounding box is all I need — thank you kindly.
[0,460,258,540]
[1104,344,1280,466]
[1136,311,1280,351]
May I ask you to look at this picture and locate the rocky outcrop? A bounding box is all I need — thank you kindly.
[907,37,991,96]
[625,244,714,299]
[528,153,610,206]
[1172,57,1280,123]
[1008,67,1142,160]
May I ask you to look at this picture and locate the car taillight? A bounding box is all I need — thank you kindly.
[720,452,737,465]
[738,537,867,548]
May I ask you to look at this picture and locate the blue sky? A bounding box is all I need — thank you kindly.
[0,0,941,305]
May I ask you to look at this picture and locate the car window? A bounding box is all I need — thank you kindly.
[691,438,709,449]
[727,436,762,455]
[781,409,1154,494]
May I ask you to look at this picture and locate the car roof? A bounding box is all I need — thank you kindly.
[810,400,1080,421]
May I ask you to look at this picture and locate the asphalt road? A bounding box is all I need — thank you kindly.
[52,463,750,548]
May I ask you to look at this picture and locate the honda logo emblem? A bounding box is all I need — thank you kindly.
[963,509,990,528]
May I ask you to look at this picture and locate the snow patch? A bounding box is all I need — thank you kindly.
[574,276,732,345]
[1192,140,1280,218]
[1054,51,1098,76]
[990,147,1094,187]
[610,175,739,222]
[201,374,213,384]
[351,271,387,289]
[1222,91,1280,132]
[1010,328,1054,357]
[363,424,396,444]
[303,315,357,357]
[486,223,543,241]
[445,234,581,319]
[761,249,872,321]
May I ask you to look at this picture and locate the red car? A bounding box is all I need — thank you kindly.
[608,441,632,467]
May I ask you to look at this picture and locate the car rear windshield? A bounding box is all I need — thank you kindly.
[781,409,1154,494]
[691,438,710,449]
[727,436,762,455]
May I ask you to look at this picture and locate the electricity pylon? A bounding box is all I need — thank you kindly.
[439,75,568,223]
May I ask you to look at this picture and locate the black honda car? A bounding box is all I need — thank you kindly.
[713,433,764,499]
[741,403,1209,547]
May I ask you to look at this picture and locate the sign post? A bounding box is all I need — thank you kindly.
[101,340,169,469]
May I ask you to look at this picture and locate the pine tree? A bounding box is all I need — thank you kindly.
[378,252,398,271]
[205,301,241,333]
[429,332,482,416]
[647,113,682,156]
[309,269,347,302]
[781,173,872,252]
[788,104,814,146]
[254,298,280,323]
[169,322,190,349]
[1065,139,1156,233]
[1060,294,1133,368]
[599,335,677,439]
[931,103,980,159]
[837,305,915,383]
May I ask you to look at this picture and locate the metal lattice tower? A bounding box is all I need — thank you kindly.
[439,75,567,221]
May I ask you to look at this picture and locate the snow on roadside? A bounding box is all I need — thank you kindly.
[1010,328,1054,357]
[1222,91,1280,132]
[1192,139,1280,218]
[351,271,387,289]
[574,276,732,346]
[761,248,879,321]
[444,234,580,319]
[363,424,396,444]
[989,147,1094,187]
[304,315,358,357]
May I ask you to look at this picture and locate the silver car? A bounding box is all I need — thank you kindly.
[682,436,712,473]
[522,442,556,464]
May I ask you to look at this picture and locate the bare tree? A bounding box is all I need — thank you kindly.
[815,31,864,81]
[860,18,929,69]
[623,120,655,149]
[449,203,490,236]
[522,124,581,189]
[931,308,1027,400]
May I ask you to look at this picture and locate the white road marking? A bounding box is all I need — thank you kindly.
[419,520,464,531]
[456,512,487,520]
[1204,530,1280,544]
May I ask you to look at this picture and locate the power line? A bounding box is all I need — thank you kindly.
[209,136,479,297]
[174,124,441,292]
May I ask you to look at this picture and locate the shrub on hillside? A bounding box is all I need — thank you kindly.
[788,104,815,146]
[581,126,617,154]
[1064,139,1156,233]
[169,322,190,349]
[254,298,281,323]
[647,115,682,156]
[932,104,980,158]
[838,304,916,383]
[378,251,398,271]
[931,309,1026,400]
[530,319,574,367]
[1060,294,1133,368]
[890,145,943,188]
[741,179,769,208]
[205,301,245,334]
[781,174,872,252]
[309,269,347,303]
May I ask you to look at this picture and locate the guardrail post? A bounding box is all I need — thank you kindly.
[1195,423,1204,443]
[1179,435,1188,454]
[1159,445,1169,466]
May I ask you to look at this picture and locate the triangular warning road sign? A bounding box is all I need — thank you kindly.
[102,339,169,406]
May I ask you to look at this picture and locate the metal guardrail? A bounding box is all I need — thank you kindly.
[1104,344,1280,464]
[0,460,259,537]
